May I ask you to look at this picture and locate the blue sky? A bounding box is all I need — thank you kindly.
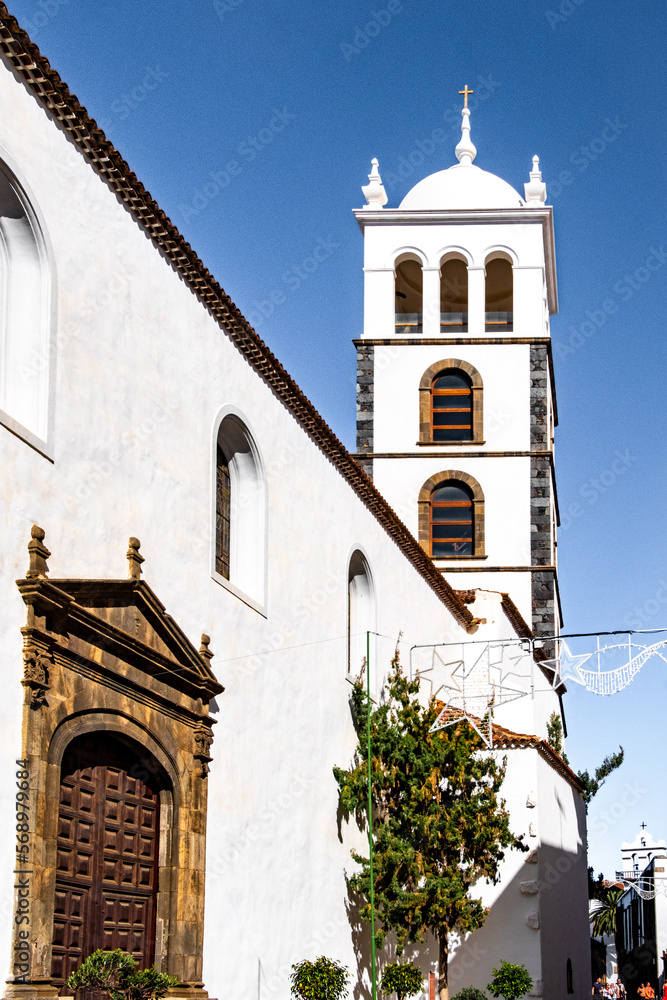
[10,0,667,879]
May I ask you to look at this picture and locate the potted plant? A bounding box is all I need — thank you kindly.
[67,948,178,1000]
[487,962,533,1000]
[290,956,350,1000]
[381,961,423,1000]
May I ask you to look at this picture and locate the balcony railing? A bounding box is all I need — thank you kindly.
[440,312,468,332]
[485,311,513,331]
[395,312,422,334]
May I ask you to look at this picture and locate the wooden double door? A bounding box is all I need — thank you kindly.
[50,735,163,989]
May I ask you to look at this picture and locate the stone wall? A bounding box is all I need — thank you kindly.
[355,343,374,477]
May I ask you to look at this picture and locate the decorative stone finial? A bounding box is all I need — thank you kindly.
[362,158,388,209]
[26,524,50,579]
[524,154,547,205]
[127,537,145,580]
[199,633,214,667]
[455,105,476,166]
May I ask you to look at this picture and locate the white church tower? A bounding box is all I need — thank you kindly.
[353,89,559,642]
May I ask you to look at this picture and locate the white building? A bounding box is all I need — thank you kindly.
[0,12,588,1000]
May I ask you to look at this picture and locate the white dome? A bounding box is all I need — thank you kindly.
[399,163,524,211]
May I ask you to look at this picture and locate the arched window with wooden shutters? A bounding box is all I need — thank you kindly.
[431,370,472,442]
[418,359,483,444]
[418,472,485,559]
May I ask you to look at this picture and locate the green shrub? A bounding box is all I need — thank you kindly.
[452,987,489,1000]
[487,962,533,1000]
[381,962,423,1000]
[290,957,350,1000]
[67,949,178,1000]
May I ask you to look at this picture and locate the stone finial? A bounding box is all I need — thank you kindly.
[199,633,214,667]
[127,537,145,580]
[26,524,50,579]
[524,154,547,205]
[362,158,388,209]
[455,106,476,166]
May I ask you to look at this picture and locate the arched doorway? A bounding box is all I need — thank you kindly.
[50,733,170,990]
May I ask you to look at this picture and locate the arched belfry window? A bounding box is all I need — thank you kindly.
[418,359,483,444]
[395,257,423,334]
[485,256,513,331]
[440,258,468,332]
[418,472,485,559]
[213,409,267,610]
[347,549,376,678]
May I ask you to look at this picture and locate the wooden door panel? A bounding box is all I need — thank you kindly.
[51,743,159,991]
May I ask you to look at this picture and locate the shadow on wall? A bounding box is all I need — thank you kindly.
[344,841,589,1000]
[450,843,589,1000]
[346,889,435,1000]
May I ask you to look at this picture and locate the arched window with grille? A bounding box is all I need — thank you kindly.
[212,407,267,611]
[215,444,231,580]
[418,359,483,444]
[418,472,485,559]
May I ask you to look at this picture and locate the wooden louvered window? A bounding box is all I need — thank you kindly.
[430,483,473,557]
[216,445,231,579]
[431,371,472,442]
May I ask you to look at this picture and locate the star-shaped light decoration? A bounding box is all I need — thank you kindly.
[429,641,532,748]
[540,641,594,690]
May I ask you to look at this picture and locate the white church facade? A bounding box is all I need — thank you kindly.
[0,9,589,1000]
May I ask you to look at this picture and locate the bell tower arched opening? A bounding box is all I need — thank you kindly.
[440,257,468,332]
[485,256,513,331]
[394,256,423,333]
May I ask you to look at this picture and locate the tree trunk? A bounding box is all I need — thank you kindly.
[438,932,449,1000]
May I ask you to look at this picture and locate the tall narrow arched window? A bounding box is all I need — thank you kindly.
[213,409,267,610]
[395,258,423,333]
[0,155,54,453]
[566,959,574,995]
[485,257,513,331]
[440,258,468,332]
[430,482,474,557]
[431,370,473,442]
[418,472,485,559]
[215,444,231,579]
[347,550,375,679]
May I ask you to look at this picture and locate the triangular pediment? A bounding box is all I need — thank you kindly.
[17,577,223,701]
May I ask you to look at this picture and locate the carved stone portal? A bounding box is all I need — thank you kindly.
[5,532,223,1000]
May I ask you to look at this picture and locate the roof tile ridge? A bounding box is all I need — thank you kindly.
[0,3,472,630]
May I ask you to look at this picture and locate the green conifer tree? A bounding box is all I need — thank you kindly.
[334,654,525,1000]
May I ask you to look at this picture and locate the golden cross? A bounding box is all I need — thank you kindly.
[459,84,474,108]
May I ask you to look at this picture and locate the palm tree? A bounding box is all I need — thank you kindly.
[590,888,624,940]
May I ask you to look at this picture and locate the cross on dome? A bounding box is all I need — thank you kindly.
[455,86,477,166]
